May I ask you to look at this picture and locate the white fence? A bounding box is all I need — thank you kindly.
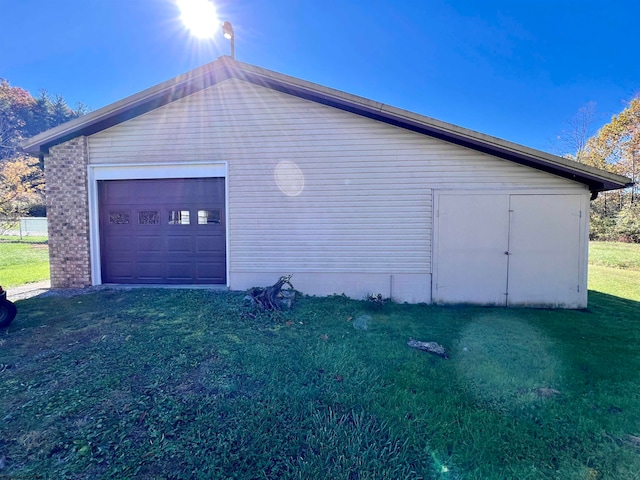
[0,217,48,239]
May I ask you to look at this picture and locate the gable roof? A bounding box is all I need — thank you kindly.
[23,56,632,193]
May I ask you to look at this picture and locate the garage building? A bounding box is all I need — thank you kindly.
[23,57,631,308]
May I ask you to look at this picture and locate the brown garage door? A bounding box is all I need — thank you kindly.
[99,178,226,284]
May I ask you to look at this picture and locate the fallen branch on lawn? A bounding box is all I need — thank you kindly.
[246,275,295,311]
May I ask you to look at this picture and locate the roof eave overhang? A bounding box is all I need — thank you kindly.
[22,56,632,193]
[23,60,236,155]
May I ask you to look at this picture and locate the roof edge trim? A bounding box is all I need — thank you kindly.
[22,56,632,192]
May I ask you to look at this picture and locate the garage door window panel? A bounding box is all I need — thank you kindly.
[109,211,130,225]
[169,210,191,225]
[198,209,221,224]
[138,210,160,225]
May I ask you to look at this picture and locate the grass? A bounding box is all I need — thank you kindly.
[589,266,640,301]
[0,238,49,287]
[0,241,639,478]
[589,241,640,271]
[2,285,640,479]
[589,241,640,301]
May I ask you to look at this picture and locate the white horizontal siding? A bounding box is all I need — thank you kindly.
[89,78,584,279]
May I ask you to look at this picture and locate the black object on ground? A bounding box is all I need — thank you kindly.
[0,286,17,328]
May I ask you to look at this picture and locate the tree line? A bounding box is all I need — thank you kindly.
[0,79,86,218]
[558,97,640,242]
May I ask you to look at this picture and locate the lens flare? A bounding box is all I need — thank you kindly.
[177,0,219,39]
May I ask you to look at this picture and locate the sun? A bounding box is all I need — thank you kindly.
[177,0,219,39]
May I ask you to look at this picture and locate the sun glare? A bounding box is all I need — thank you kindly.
[177,0,219,39]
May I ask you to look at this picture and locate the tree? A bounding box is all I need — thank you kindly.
[554,101,599,163]
[1,79,87,161]
[583,97,640,202]
[571,97,640,242]
[0,154,44,218]
[615,202,640,243]
[0,79,35,161]
[0,79,86,217]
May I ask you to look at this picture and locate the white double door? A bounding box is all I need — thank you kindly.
[433,193,585,307]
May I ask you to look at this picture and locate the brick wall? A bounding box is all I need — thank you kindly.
[46,137,91,288]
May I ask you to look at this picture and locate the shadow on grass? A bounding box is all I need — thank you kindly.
[588,289,640,316]
[0,237,48,244]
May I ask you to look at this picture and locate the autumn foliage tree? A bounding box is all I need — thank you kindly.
[0,154,44,217]
[0,79,86,218]
[0,80,34,161]
[583,97,640,196]
[574,97,640,242]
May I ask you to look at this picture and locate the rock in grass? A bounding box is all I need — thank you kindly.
[407,339,449,359]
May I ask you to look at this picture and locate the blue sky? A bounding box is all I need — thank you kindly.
[1,0,638,153]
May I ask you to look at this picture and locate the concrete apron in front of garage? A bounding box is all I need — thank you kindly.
[6,282,228,302]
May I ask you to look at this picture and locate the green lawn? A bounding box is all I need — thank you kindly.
[2,281,640,478]
[0,239,49,287]
[589,241,640,271]
[0,237,49,288]
[589,265,640,301]
[1,242,640,478]
[589,241,640,301]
